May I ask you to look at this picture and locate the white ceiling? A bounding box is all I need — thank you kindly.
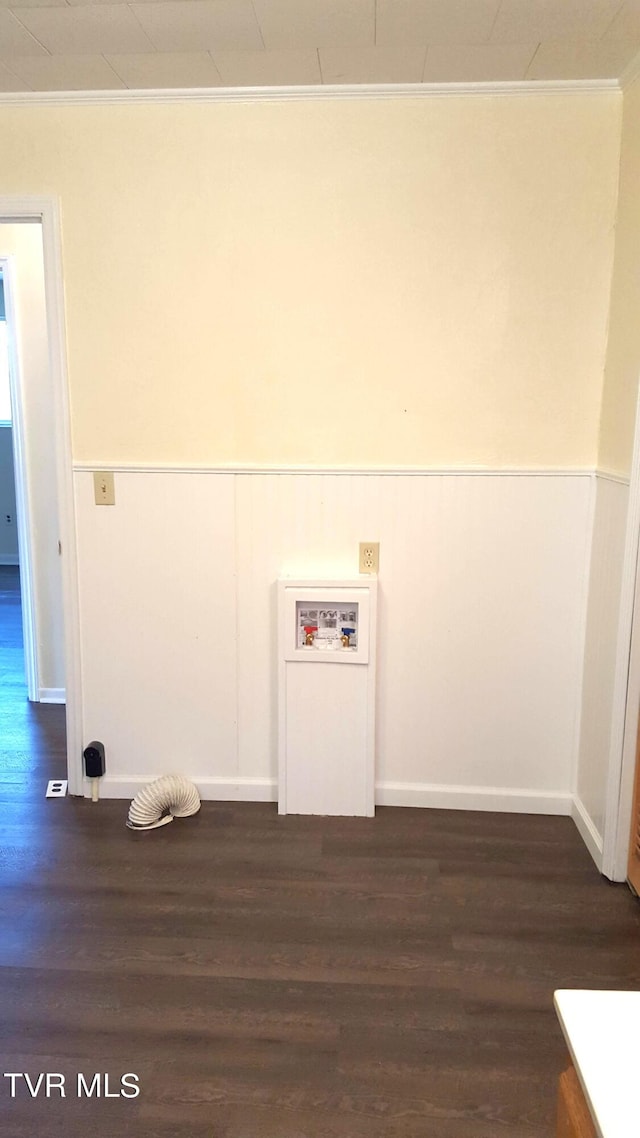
[0,0,637,93]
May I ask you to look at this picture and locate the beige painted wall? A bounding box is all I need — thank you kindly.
[598,77,640,477]
[0,92,622,468]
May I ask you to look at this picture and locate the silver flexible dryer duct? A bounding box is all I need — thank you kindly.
[126,774,201,831]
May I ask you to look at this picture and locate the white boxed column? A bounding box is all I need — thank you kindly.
[278,577,377,816]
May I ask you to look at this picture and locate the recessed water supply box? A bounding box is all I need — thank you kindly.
[278,578,377,817]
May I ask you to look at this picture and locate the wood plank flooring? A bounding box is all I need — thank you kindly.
[1,564,639,1138]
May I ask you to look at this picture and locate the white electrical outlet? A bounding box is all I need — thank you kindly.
[46,779,68,798]
[359,542,380,574]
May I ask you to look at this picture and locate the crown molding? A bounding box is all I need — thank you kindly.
[0,77,620,108]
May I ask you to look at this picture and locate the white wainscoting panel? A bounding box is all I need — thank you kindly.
[235,474,372,783]
[74,468,593,811]
[374,475,591,796]
[74,471,238,788]
[575,474,629,861]
[235,472,592,808]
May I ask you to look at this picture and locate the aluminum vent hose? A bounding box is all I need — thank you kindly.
[126,775,201,831]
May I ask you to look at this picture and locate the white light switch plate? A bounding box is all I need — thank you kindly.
[93,471,115,506]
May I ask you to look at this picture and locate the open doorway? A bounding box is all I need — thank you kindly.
[0,269,24,703]
[0,222,69,793]
[0,195,81,796]
[0,224,65,706]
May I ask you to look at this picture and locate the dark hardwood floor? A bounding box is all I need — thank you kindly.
[1,563,639,1138]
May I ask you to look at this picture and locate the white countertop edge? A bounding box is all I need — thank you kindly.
[554,989,640,1138]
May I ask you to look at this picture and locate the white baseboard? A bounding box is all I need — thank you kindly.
[93,775,279,801]
[93,779,605,874]
[92,774,571,816]
[375,781,572,814]
[571,795,604,871]
[0,554,18,565]
[39,687,66,704]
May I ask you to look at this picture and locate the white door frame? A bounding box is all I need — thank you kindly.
[0,196,83,796]
[0,253,39,701]
[602,377,640,881]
